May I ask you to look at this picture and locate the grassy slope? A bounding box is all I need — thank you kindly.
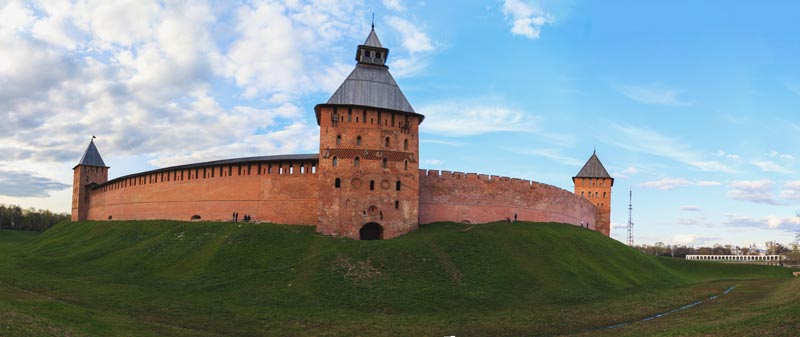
[0,222,793,336]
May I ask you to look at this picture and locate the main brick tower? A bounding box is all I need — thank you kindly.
[573,151,613,236]
[71,138,109,221]
[315,26,424,240]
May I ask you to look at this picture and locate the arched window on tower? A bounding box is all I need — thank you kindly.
[354,157,360,167]
[370,180,375,190]
[382,158,388,169]
[404,139,408,150]
[335,178,341,188]
[396,180,401,191]
[336,135,341,145]
[404,160,408,170]
[332,156,338,167]
[395,200,399,209]
[356,136,362,146]
[603,192,606,198]
[385,137,390,147]
[581,191,584,197]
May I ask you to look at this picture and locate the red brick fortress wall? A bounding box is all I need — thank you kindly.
[84,160,319,225]
[419,170,598,229]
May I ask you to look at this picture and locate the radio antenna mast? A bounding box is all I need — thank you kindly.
[627,188,634,246]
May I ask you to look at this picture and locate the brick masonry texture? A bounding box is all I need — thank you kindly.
[71,33,610,239]
[419,170,598,229]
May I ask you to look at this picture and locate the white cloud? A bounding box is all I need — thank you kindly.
[501,0,553,40]
[752,161,793,174]
[639,177,720,191]
[384,16,436,77]
[671,234,720,246]
[0,170,70,197]
[611,222,627,229]
[227,1,363,99]
[420,139,465,146]
[612,167,638,178]
[713,150,742,160]
[723,214,799,232]
[513,148,581,166]
[419,101,540,136]
[681,205,702,212]
[780,180,800,201]
[617,84,691,106]
[611,125,736,173]
[0,1,36,31]
[768,150,795,160]
[383,0,406,12]
[422,159,444,166]
[386,16,433,53]
[727,180,780,205]
[0,0,382,205]
[389,54,430,78]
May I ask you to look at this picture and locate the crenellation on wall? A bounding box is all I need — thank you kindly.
[419,168,598,229]
[74,27,610,239]
[83,158,320,223]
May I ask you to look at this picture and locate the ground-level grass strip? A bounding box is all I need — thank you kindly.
[570,278,800,337]
[0,223,794,336]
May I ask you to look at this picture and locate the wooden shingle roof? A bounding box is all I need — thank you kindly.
[74,139,107,169]
[574,151,612,179]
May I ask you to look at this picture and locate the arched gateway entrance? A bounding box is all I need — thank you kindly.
[359,222,383,240]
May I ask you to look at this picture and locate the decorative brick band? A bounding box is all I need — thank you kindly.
[323,148,417,162]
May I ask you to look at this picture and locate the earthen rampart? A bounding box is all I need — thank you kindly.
[418,169,598,229]
[86,158,319,225]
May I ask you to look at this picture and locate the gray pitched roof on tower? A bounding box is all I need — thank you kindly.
[325,64,415,113]
[363,28,383,47]
[75,139,107,168]
[574,152,612,179]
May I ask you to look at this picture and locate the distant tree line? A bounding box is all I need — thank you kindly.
[0,204,69,232]
[634,241,797,259]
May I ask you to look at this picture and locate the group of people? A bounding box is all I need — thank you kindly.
[231,212,253,223]
[505,213,519,223]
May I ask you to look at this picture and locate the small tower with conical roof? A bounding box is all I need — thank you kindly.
[71,138,109,221]
[573,151,613,236]
[315,26,424,240]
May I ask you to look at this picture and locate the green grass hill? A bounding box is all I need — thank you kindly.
[0,221,795,336]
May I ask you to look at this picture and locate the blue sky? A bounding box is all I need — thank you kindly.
[1,0,798,248]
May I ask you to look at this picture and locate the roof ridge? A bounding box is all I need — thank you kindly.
[574,152,612,179]
[76,139,107,168]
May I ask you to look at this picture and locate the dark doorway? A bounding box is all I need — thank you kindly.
[359,222,383,240]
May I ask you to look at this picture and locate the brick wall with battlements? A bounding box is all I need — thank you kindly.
[419,170,599,229]
[84,159,319,225]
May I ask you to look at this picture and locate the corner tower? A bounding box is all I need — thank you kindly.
[573,151,613,236]
[71,138,109,221]
[315,26,424,240]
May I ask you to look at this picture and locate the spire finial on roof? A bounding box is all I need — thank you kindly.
[593,146,596,155]
[75,136,108,168]
[371,12,375,29]
[574,150,612,180]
